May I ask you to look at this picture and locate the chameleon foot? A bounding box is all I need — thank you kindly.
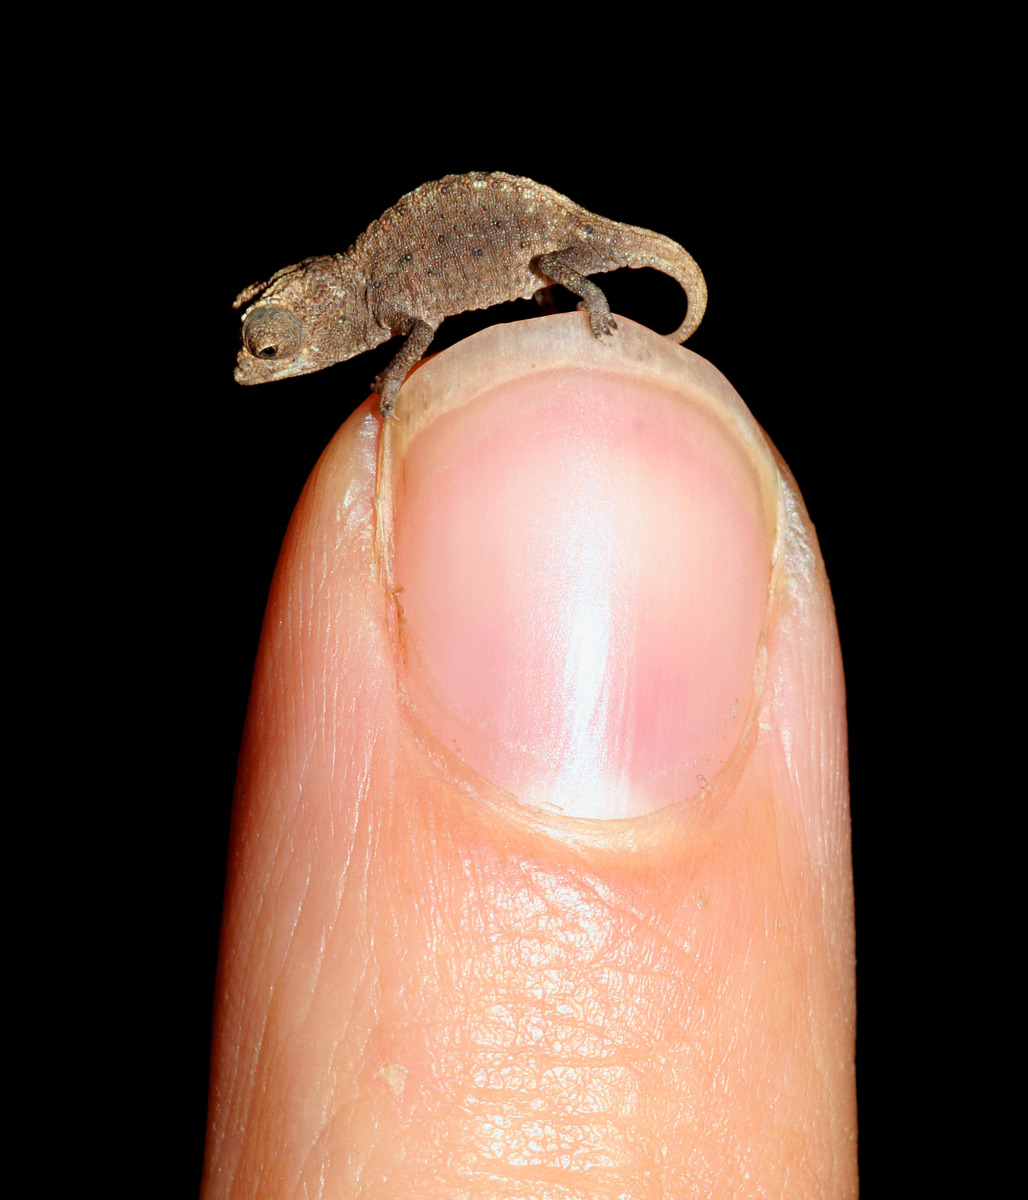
[577,299,618,338]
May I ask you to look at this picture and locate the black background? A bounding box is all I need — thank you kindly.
[133,71,937,1196]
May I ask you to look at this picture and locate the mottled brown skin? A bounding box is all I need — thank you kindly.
[233,171,707,418]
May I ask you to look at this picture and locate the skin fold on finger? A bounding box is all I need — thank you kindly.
[201,317,856,1199]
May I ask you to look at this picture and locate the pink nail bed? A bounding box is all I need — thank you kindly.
[380,316,782,820]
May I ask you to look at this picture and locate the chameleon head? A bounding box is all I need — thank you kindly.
[233,254,375,385]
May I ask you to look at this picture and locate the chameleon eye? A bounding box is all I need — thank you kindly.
[243,306,304,361]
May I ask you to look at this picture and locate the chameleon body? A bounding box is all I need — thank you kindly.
[233,171,707,417]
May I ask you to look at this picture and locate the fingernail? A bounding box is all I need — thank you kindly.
[378,315,782,820]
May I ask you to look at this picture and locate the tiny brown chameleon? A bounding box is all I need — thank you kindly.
[233,171,707,418]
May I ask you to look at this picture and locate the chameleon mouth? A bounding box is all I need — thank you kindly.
[233,349,269,384]
[233,345,316,385]
[234,350,266,384]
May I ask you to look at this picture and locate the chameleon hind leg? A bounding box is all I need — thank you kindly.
[533,251,618,339]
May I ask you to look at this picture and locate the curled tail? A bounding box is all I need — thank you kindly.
[618,224,707,343]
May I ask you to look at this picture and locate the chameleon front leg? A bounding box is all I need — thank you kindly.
[372,310,441,418]
[533,251,618,339]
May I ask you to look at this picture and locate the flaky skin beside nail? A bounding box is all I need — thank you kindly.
[232,171,707,418]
